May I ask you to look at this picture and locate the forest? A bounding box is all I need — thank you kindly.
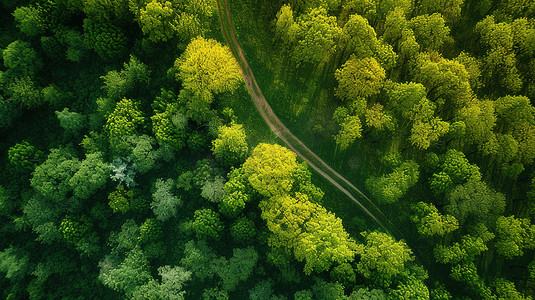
[1,0,535,298]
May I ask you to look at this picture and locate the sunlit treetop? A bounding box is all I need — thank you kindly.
[174,36,243,98]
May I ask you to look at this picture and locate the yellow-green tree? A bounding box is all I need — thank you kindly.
[243,143,299,198]
[211,122,249,168]
[260,193,358,275]
[174,37,243,99]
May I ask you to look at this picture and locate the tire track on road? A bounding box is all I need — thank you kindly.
[216,0,403,239]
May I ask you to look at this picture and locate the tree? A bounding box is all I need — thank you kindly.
[415,0,463,22]
[274,4,299,45]
[189,208,224,240]
[31,148,80,201]
[83,18,128,61]
[355,231,414,287]
[69,153,109,199]
[365,161,419,204]
[8,141,44,174]
[411,202,459,236]
[2,40,42,77]
[410,118,449,150]
[151,107,187,149]
[429,149,481,195]
[412,52,473,117]
[132,266,191,299]
[212,122,249,168]
[495,215,535,259]
[59,215,90,244]
[0,246,30,282]
[494,278,530,300]
[230,217,256,244]
[243,143,299,198]
[260,193,358,275]
[219,168,252,218]
[151,178,181,221]
[175,36,243,98]
[390,276,430,300]
[334,115,362,151]
[293,7,342,64]
[180,240,218,280]
[445,180,506,225]
[215,247,258,291]
[105,98,145,151]
[139,0,178,42]
[101,56,151,100]
[99,248,152,297]
[494,95,535,133]
[335,56,386,102]
[13,5,45,36]
[55,108,86,136]
[409,13,452,51]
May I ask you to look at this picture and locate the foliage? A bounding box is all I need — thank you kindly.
[83,18,128,60]
[212,122,249,168]
[260,193,358,275]
[69,152,109,199]
[8,141,44,173]
[355,231,414,287]
[365,161,419,204]
[175,36,243,98]
[335,56,386,102]
[108,185,134,214]
[243,143,299,198]
[189,208,224,240]
[151,178,182,221]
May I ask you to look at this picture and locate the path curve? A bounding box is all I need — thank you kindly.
[216,0,403,239]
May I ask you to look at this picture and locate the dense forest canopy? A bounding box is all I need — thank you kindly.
[1,0,535,299]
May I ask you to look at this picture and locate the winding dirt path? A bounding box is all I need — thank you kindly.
[216,0,402,238]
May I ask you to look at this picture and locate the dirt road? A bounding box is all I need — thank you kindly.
[216,0,401,238]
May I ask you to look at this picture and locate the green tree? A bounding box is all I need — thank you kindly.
[99,248,152,297]
[69,152,109,199]
[180,240,218,280]
[8,141,44,174]
[243,143,299,197]
[212,122,249,168]
[83,18,128,60]
[214,247,258,291]
[101,56,151,100]
[365,161,419,204]
[13,5,45,36]
[105,98,145,151]
[55,108,86,136]
[334,115,362,151]
[59,215,90,244]
[230,217,256,244]
[355,231,414,287]
[409,13,452,51]
[2,40,42,77]
[335,56,386,102]
[495,215,535,259]
[108,185,134,214]
[445,180,506,225]
[139,0,178,42]
[31,148,80,200]
[189,208,224,240]
[293,7,342,64]
[151,178,181,221]
[132,266,191,299]
[151,107,187,149]
[416,0,463,22]
[390,276,430,300]
[260,193,358,275]
[411,202,459,236]
[412,52,473,117]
